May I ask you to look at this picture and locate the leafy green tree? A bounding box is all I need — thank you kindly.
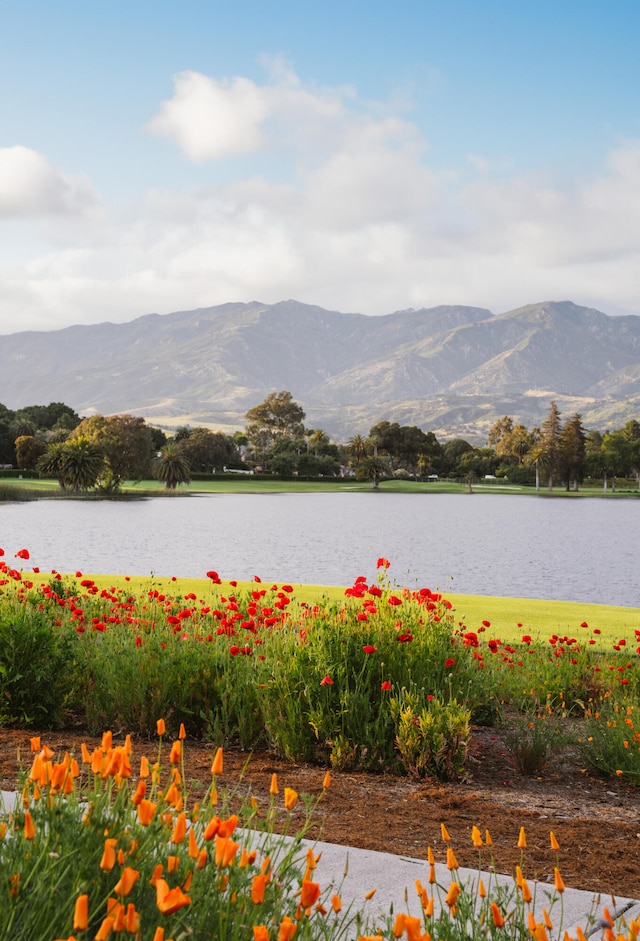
[152,443,191,490]
[441,439,474,477]
[148,426,168,450]
[488,417,533,466]
[14,435,47,470]
[539,401,562,490]
[559,414,586,491]
[245,391,306,471]
[71,414,154,490]
[177,428,239,473]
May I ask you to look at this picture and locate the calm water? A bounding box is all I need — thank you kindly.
[0,492,638,606]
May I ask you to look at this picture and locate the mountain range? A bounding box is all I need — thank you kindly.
[2,299,640,443]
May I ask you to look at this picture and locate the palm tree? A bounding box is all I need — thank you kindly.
[59,437,104,491]
[347,435,368,470]
[153,443,191,490]
[355,455,389,490]
[37,442,68,488]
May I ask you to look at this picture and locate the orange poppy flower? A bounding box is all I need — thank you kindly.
[73,894,89,931]
[300,880,321,908]
[211,747,223,775]
[252,873,267,904]
[284,787,298,811]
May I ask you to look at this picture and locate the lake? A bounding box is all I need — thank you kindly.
[0,492,637,606]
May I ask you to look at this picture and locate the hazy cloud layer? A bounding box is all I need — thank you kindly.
[2,66,640,333]
[0,146,98,219]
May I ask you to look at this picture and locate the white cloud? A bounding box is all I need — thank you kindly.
[147,71,270,161]
[0,146,98,218]
[2,65,640,335]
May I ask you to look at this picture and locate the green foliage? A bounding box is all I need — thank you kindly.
[580,698,640,783]
[503,712,567,776]
[390,689,471,779]
[0,607,75,727]
[152,442,191,489]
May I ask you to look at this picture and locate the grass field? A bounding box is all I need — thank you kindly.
[3,475,640,496]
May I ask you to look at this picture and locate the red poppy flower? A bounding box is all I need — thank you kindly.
[376,557,390,569]
[387,595,402,606]
[444,658,456,669]
[381,681,391,691]
[229,646,240,656]
[580,621,589,628]
[482,619,491,627]
[206,571,221,583]
[0,549,4,557]
[15,549,29,560]
[320,675,334,686]
[362,645,377,654]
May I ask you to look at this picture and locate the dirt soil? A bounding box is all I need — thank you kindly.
[1,726,638,900]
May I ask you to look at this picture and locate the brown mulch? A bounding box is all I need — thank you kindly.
[1,726,638,900]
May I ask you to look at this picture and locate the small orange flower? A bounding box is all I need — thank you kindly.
[284,787,298,811]
[553,867,565,893]
[322,770,331,789]
[440,823,451,842]
[100,837,118,871]
[471,825,483,847]
[364,888,377,900]
[518,826,527,849]
[114,866,140,897]
[300,880,321,908]
[446,847,458,870]
[95,916,115,941]
[270,773,278,795]
[550,831,560,851]
[169,740,182,764]
[156,718,166,736]
[73,894,89,930]
[253,927,269,941]
[444,882,460,908]
[491,902,505,928]
[277,915,297,941]
[170,812,187,844]
[137,799,157,826]
[179,723,187,740]
[23,811,35,841]
[211,747,223,775]
[331,894,342,912]
[252,873,267,904]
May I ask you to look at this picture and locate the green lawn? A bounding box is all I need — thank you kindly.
[4,474,639,496]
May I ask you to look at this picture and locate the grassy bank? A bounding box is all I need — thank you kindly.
[78,572,640,645]
[3,475,640,496]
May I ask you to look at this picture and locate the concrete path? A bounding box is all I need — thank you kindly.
[301,836,639,937]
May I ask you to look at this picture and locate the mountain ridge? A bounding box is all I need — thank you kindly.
[2,299,639,442]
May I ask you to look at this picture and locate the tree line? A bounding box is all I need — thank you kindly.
[2,394,640,492]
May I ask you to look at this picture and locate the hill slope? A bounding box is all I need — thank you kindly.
[2,299,639,441]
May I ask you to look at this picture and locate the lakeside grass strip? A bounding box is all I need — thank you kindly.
[79,572,640,645]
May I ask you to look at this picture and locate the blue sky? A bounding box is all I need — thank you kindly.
[1,0,639,333]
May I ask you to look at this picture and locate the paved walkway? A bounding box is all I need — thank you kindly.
[302,836,639,937]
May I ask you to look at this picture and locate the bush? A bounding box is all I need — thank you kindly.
[0,608,75,727]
